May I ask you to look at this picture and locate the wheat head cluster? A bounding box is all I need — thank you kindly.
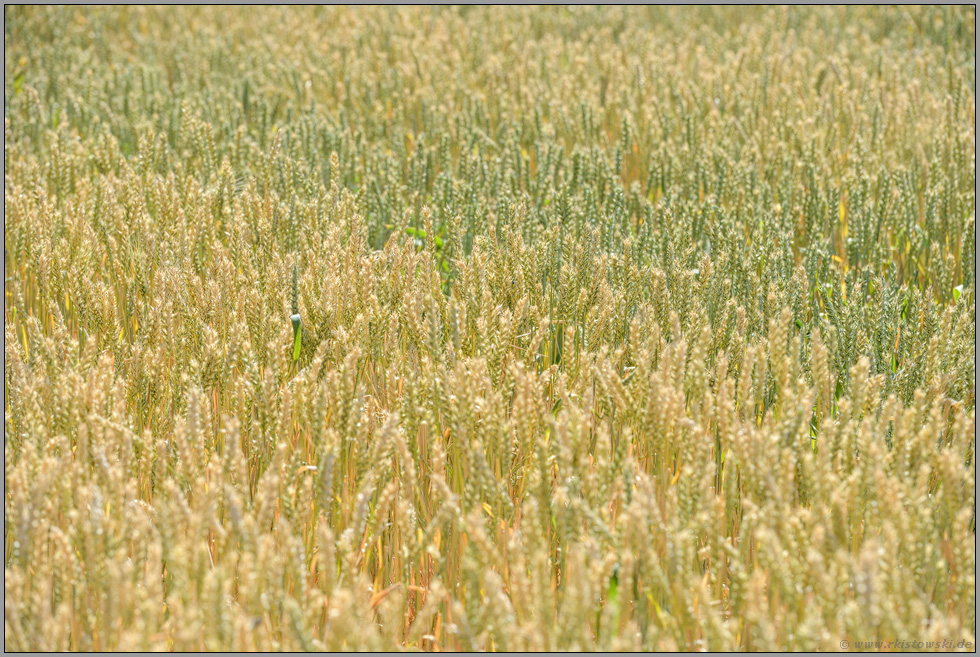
[3,6,976,652]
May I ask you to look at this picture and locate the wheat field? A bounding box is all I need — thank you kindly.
[3,6,976,652]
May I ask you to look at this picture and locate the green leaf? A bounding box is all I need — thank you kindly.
[608,567,619,606]
[291,314,302,361]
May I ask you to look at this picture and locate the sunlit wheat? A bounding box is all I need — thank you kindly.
[4,5,975,652]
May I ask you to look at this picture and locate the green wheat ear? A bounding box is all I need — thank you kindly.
[291,313,302,361]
